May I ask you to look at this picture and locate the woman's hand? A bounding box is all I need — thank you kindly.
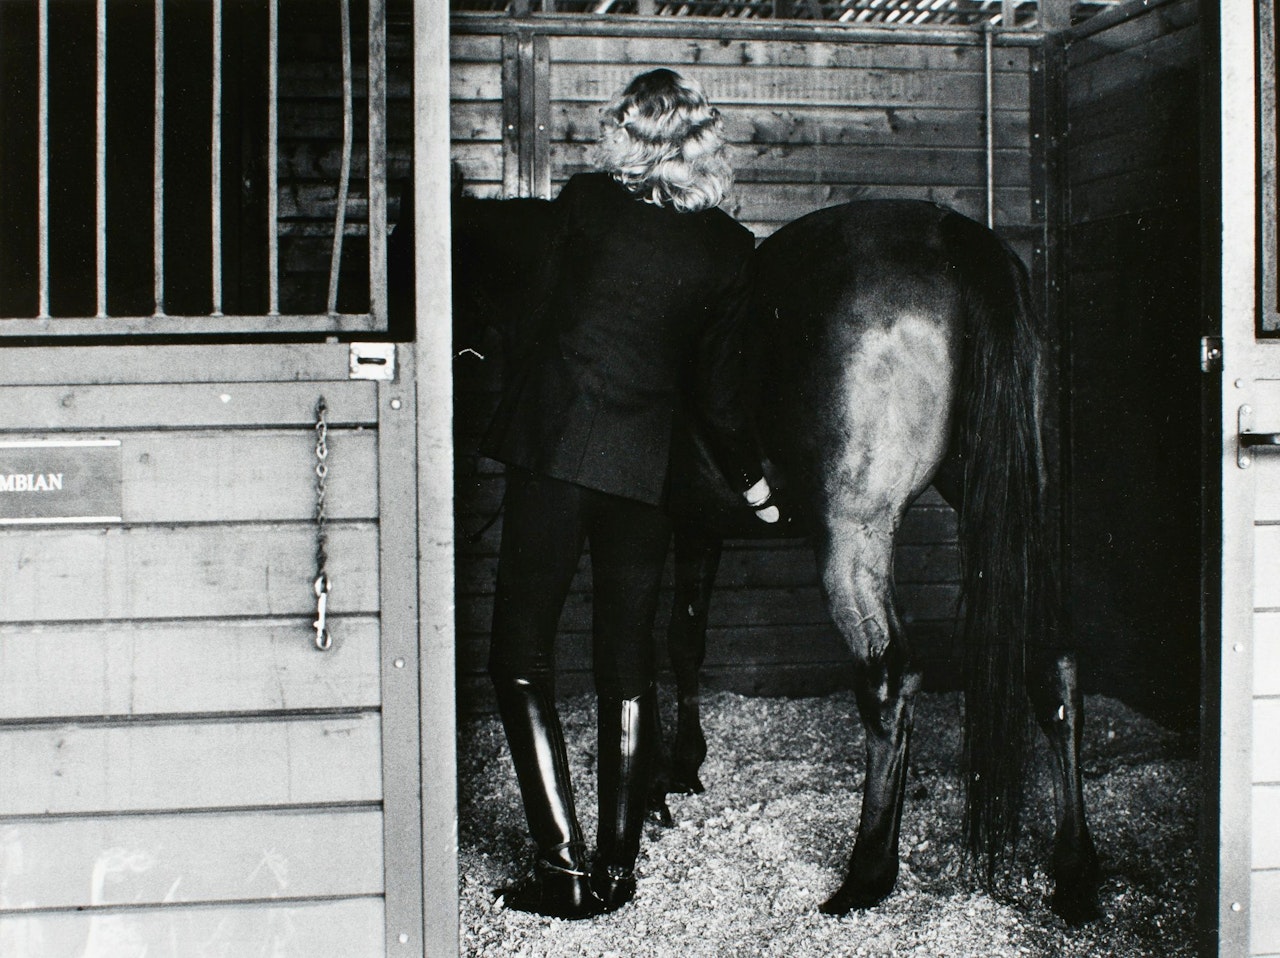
[744,477,780,524]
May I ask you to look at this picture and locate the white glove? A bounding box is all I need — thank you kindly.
[744,477,780,524]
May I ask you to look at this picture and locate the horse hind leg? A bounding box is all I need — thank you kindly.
[1027,650,1099,923]
[653,525,723,811]
[818,537,923,915]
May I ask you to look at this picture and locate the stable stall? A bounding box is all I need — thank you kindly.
[0,0,1273,955]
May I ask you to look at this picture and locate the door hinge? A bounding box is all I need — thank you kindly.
[1201,336,1223,373]
[349,342,396,381]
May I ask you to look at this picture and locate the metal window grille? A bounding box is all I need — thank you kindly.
[0,0,390,336]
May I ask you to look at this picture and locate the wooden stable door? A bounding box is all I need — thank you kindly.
[0,344,425,957]
[1217,0,1280,954]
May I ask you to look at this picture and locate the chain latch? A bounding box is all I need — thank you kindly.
[312,396,333,651]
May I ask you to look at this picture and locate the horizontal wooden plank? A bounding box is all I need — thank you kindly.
[455,541,956,595]
[0,346,357,387]
[548,63,1030,111]
[1258,613,1280,697]
[1066,25,1199,109]
[1066,0,1198,68]
[1255,868,1280,955]
[1255,785,1280,869]
[0,524,378,622]
[1256,698,1280,784]
[1258,526,1280,610]
[457,581,958,634]
[546,34,1031,72]
[0,898,384,958]
[0,807,383,909]
[0,429,382,524]
[1068,164,1189,224]
[0,715,381,815]
[450,32,502,62]
[546,101,1029,152]
[449,60,504,102]
[126,429,376,521]
[0,618,380,721]
[0,382,378,432]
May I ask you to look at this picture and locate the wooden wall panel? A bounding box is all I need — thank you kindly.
[0,715,382,816]
[0,365,403,950]
[1061,0,1201,728]
[449,20,1032,710]
[0,524,378,622]
[0,808,383,909]
[0,381,377,432]
[0,618,380,720]
[0,898,384,958]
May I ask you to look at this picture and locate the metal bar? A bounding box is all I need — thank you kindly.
[211,0,223,316]
[984,21,995,228]
[328,0,354,315]
[154,0,165,315]
[367,0,388,329]
[37,0,49,319]
[268,0,280,316]
[96,0,107,317]
[450,11,1047,44]
[0,314,378,339]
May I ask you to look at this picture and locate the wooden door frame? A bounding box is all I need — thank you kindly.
[1216,0,1257,953]
[413,3,459,957]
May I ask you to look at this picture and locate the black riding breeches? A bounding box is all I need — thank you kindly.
[489,468,673,702]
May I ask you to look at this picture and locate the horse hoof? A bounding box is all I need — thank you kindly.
[669,771,705,795]
[647,799,674,828]
[818,876,895,916]
[1050,885,1100,925]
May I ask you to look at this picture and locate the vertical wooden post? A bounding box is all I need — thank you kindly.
[637,0,657,13]
[413,1,459,956]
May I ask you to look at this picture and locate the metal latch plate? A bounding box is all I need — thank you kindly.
[349,342,396,381]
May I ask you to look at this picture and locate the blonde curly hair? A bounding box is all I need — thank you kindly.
[591,68,733,214]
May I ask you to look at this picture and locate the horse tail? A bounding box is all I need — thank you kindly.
[942,211,1057,885]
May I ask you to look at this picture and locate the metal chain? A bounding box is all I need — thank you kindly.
[312,396,332,651]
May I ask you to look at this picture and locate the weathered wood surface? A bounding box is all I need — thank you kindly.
[1256,867,1280,954]
[0,714,382,816]
[1258,698,1280,784]
[0,382,377,432]
[0,523,378,622]
[1257,612,1280,697]
[0,808,383,908]
[0,429,377,523]
[0,898,384,958]
[0,618,380,720]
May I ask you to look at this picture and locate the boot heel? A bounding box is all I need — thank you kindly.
[591,862,636,912]
[501,857,604,919]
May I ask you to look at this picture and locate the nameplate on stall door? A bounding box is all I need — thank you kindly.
[0,440,123,524]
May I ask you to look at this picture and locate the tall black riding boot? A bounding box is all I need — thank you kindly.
[593,685,658,912]
[493,676,603,919]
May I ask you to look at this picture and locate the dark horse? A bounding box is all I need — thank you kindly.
[434,191,1099,923]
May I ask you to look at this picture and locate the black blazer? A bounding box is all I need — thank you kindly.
[481,172,762,506]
